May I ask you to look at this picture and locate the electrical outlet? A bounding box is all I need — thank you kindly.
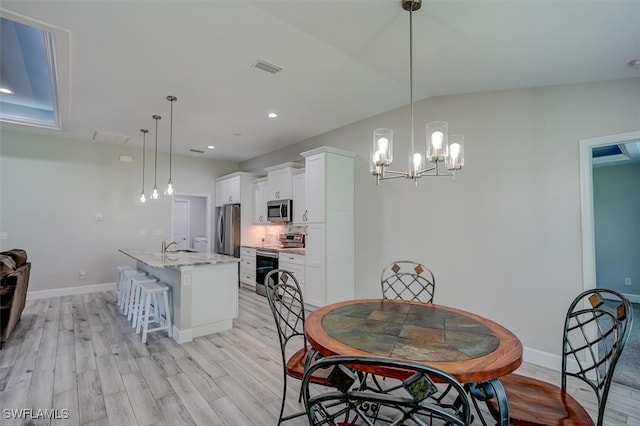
[624,277,632,286]
[95,213,104,221]
[0,232,7,240]
[79,271,87,279]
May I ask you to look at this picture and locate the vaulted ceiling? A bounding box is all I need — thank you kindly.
[1,1,639,162]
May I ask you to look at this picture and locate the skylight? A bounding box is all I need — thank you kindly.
[0,14,62,129]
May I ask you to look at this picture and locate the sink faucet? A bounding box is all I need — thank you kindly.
[162,240,178,253]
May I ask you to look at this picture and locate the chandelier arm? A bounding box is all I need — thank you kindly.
[382,168,410,177]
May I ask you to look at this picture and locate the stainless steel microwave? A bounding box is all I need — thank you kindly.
[267,199,292,222]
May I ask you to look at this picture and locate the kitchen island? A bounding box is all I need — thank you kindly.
[119,249,240,343]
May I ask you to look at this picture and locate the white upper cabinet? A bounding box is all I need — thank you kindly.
[304,153,326,223]
[253,178,268,224]
[292,169,306,223]
[264,162,303,202]
[215,175,240,206]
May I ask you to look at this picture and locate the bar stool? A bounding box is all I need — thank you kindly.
[128,275,158,327]
[116,266,134,306]
[135,281,172,344]
[119,268,146,314]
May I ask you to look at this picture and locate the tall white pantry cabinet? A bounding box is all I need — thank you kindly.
[301,146,355,307]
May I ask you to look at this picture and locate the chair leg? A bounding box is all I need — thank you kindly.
[162,290,172,338]
[141,292,152,344]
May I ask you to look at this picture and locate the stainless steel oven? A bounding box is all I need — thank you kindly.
[256,248,278,296]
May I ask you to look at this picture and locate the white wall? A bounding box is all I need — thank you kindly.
[593,163,640,295]
[0,129,238,291]
[240,77,640,356]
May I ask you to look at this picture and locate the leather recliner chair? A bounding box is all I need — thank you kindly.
[0,249,31,349]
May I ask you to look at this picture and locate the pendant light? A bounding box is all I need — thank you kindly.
[139,128,149,203]
[151,114,161,199]
[370,0,465,186]
[165,95,177,195]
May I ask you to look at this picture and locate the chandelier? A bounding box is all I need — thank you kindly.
[371,0,464,186]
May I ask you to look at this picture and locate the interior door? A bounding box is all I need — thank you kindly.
[173,199,190,249]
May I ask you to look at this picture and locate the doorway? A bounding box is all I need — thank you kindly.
[172,194,211,252]
[580,130,640,389]
[579,130,640,298]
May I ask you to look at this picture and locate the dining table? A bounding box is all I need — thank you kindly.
[304,298,523,425]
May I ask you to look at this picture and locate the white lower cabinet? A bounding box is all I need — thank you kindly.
[278,252,305,298]
[240,247,256,287]
[304,224,326,307]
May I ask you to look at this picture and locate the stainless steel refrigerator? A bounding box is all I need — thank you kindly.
[215,204,241,257]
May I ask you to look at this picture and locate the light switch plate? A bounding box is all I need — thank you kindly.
[95,213,104,221]
[0,232,7,240]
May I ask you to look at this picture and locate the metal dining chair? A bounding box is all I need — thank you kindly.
[301,354,472,426]
[265,268,332,425]
[485,288,633,426]
[381,260,436,303]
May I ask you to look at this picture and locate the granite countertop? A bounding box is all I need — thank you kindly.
[242,245,305,255]
[119,249,240,269]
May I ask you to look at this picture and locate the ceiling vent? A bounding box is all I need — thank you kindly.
[189,149,205,154]
[92,130,130,144]
[252,59,282,75]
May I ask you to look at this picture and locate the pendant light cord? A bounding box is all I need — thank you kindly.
[152,115,161,187]
[409,5,415,156]
[141,129,147,191]
[167,96,177,181]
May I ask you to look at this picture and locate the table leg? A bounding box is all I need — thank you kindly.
[465,379,509,426]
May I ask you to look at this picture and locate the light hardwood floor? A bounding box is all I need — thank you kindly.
[1,287,639,425]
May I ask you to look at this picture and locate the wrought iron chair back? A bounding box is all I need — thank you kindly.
[302,355,472,426]
[265,268,314,424]
[381,260,436,303]
[561,288,633,426]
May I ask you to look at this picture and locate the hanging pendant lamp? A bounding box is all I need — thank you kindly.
[165,95,177,195]
[139,128,149,203]
[370,0,465,186]
[151,114,161,199]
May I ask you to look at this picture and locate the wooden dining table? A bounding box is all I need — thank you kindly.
[304,298,523,425]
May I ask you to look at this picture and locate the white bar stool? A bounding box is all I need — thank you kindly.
[116,266,135,307]
[128,275,158,327]
[119,268,146,314]
[135,281,172,344]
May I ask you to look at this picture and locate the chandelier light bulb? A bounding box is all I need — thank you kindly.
[152,186,159,199]
[166,181,174,195]
[140,192,146,203]
[413,152,422,172]
[378,137,389,152]
[431,131,444,150]
[450,143,461,160]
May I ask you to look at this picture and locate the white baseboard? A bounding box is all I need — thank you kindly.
[523,347,561,371]
[523,346,580,373]
[27,282,117,300]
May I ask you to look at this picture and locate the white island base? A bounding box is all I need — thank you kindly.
[139,262,238,343]
[120,249,239,344]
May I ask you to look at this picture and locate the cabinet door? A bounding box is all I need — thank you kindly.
[215,181,224,207]
[253,181,267,224]
[267,168,294,201]
[305,154,325,223]
[292,172,306,223]
[227,176,241,204]
[304,223,325,307]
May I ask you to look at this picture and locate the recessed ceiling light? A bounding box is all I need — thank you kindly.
[0,87,13,94]
[267,112,278,118]
[628,58,640,69]
[207,145,215,150]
